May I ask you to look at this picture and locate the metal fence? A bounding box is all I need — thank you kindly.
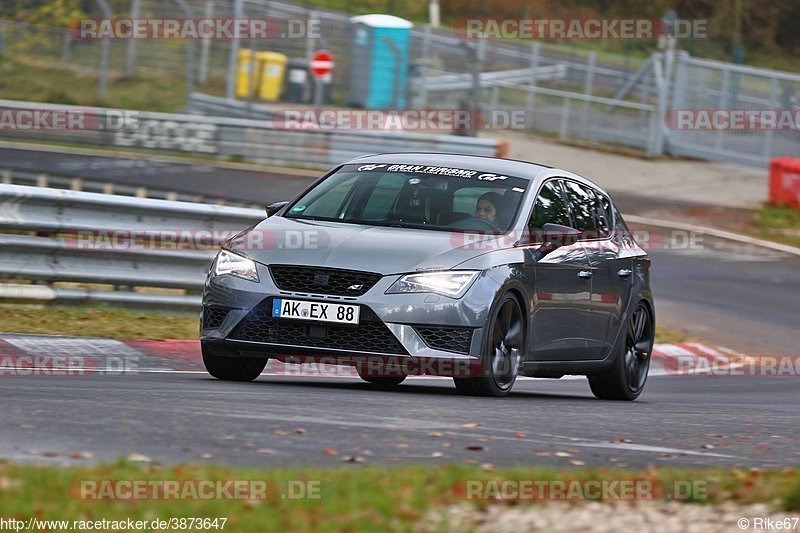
[2,1,799,165]
[0,99,504,169]
[0,183,263,309]
[667,52,800,167]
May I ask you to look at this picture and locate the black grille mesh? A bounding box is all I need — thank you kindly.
[203,306,230,329]
[229,299,407,355]
[414,326,474,354]
[268,265,382,296]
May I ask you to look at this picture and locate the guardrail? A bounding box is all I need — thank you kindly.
[0,167,261,208]
[0,99,505,170]
[424,64,567,92]
[0,184,264,309]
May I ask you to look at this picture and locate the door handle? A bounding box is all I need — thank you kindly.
[617,269,632,278]
[578,270,593,279]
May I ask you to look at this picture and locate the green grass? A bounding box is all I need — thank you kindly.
[0,462,798,532]
[753,204,800,247]
[0,305,694,345]
[655,326,688,345]
[0,58,190,112]
[0,305,199,340]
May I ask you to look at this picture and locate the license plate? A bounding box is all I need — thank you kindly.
[272,298,360,325]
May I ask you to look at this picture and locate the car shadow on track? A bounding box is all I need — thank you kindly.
[196,376,600,402]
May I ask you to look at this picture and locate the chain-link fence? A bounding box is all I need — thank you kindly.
[668,52,800,166]
[1,0,798,165]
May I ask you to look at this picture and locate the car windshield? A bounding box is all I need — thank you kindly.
[284,163,529,232]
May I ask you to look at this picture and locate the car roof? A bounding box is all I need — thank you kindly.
[344,152,553,179]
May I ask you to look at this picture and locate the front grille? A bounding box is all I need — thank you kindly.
[268,265,382,296]
[229,298,408,355]
[203,306,231,329]
[414,326,474,354]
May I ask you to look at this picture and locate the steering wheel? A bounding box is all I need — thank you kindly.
[448,217,500,232]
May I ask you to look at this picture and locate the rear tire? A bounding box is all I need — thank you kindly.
[202,345,267,382]
[453,292,525,397]
[588,301,653,401]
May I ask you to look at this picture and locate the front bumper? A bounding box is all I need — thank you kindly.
[200,261,501,361]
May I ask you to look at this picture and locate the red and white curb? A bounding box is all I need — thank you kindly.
[0,333,756,379]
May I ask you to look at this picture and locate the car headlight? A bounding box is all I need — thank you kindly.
[213,250,259,282]
[386,271,479,298]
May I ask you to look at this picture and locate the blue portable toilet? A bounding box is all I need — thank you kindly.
[348,14,413,109]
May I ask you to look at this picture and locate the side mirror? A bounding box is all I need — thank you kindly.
[266,201,289,218]
[524,223,580,263]
[539,223,580,250]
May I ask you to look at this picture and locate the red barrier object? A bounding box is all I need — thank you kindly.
[769,157,800,208]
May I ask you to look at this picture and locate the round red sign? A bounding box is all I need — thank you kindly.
[310,50,334,78]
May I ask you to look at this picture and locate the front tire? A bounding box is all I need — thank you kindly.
[588,301,653,401]
[454,292,525,397]
[202,344,267,382]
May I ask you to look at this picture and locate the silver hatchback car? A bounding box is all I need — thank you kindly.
[201,153,654,400]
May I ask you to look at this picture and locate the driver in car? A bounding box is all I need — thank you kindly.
[474,192,503,227]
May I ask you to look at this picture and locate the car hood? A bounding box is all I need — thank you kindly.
[227,216,508,275]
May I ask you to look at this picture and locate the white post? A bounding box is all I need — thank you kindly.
[579,51,596,139]
[526,42,540,129]
[198,0,214,85]
[225,0,244,99]
[428,0,440,28]
[125,0,140,77]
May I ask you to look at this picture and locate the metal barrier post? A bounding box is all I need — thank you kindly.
[126,0,141,77]
[526,42,540,129]
[0,21,6,58]
[559,97,571,139]
[60,30,72,66]
[198,0,214,84]
[649,53,667,156]
[173,0,196,103]
[762,77,779,162]
[714,69,731,151]
[420,24,431,108]
[579,52,596,139]
[92,0,112,103]
[225,0,244,99]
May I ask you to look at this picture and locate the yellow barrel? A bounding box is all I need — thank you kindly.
[256,51,289,101]
[236,49,259,98]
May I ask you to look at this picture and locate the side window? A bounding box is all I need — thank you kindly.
[562,180,598,238]
[528,180,571,233]
[594,190,613,237]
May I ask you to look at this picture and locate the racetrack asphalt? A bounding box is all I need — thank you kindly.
[0,144,798,469]
[1,370,797,469]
